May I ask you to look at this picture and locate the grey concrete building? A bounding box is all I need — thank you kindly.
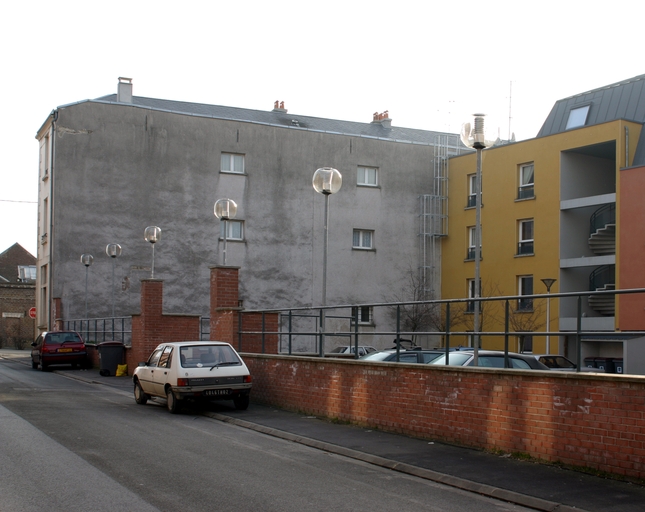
[35,78,464,348]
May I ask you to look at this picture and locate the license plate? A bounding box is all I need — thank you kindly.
[58,348,73,353]
[204,389,230,396]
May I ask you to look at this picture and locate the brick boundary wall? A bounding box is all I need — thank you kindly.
[242,353,645,481]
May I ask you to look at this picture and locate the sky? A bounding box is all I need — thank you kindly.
[1,0,644,257]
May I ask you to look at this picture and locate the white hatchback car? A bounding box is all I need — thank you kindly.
[132,341,252,413]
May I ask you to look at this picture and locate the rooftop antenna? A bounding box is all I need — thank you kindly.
[508,81,513,141]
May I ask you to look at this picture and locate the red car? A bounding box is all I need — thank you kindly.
[31,331,88,371]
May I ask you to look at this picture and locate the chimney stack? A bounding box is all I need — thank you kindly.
[371,110,392,128]
[272,100,287,113]
[117,77,133,103]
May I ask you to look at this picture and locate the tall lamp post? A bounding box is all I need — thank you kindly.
[144,226,161,278]
[313,167,342,357]
[541,278,557,354]
[106,243,122,317]
[80,253,94,320]
[460,114,497,366]
[214,198,238,266]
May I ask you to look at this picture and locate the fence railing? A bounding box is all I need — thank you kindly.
[63,317,132,346]
[232,288,645,371]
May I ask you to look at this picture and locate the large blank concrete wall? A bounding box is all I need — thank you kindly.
[245,353,645,481]
[51,102,436,346]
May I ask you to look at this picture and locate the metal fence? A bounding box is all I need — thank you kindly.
[63,317,132,346]
[232,288,645,370]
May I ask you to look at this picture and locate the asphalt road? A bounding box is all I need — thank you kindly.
[0,357,536,512]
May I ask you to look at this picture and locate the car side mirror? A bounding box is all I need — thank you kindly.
[31,342,37,347]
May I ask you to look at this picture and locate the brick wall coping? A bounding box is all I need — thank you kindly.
[241,352,645,383]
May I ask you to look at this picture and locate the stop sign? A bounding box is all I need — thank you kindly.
[28,307,36,319]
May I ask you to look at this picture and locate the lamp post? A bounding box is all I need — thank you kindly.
[541,278,557,354]
[214,198,238,266]
[312,167,342,357]
[106,243,122,317]
[144,226,161,278]
[460,114,496,366]
[80,253,94,320]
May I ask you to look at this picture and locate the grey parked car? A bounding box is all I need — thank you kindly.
[359,349,444,364]
[429,350,550,370]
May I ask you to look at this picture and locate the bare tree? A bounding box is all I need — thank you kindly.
[387,268,468,343]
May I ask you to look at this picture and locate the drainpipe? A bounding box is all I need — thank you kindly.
[625,126,629,167]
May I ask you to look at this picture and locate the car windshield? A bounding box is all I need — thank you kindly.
[360,351,396,361]
[430,353,472,366]
[180,345,241,368]
[539,356,576,369]
[329,347,347,353]
[46,333,82,345]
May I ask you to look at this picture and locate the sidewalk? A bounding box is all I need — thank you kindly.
[3,348,645,512]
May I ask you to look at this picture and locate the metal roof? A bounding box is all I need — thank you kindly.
[537,74,645,138]
[90,94,460,147]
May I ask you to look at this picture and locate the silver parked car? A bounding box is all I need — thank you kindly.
[532,354,596,372]
[430,350,550,370]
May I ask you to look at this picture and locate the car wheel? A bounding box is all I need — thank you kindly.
[166,387,181,414]
[134,381,148,405]
[233,394,250,410]
[40,362,48,372]
[31,359,38,370]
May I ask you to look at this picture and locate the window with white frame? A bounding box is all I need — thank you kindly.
[18,265,36,282]
[466,278,480,313]
[517,219,534,255]
[467,226,481,260]
[351,306,372,324]
[220,153,245,174]
[353,229,373,249]
[518,275,533,311]
[467,174,477,207]
[357,166,378,187]
[220,220,244,240]
[565,105,590,130]
[518,163,534,199]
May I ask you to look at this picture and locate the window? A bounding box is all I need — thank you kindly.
[351,306,372,324]
[158,346,173,368]
[353,229,373,249]
[40,136,50,179]
[517,219,534,255]
[42,198,48,244]
[518,335,533,353]
[518,163,534,199]
[565,105,590,130]
[221,153,245,174]
[467,226,481,260]
[220,220,244,240]
[18,265,36,281]
[518,275,533,311]
[146,348,164,367]
[357,166,378,186]
[466,278,480,313]
[467,174,478,207]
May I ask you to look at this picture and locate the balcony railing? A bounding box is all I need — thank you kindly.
[517,185,534,200]
[517,241,534,255]
[590,203,615,236]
